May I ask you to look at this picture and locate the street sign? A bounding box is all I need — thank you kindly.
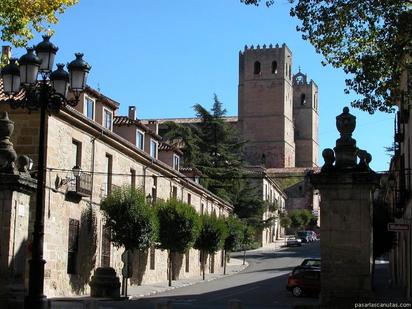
[388,223,410,231]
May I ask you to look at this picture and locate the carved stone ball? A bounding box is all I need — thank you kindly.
[322,148,335,166]
[17,155,31,173]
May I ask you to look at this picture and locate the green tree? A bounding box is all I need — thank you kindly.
[242,0,412,113]
[288,209,314,230]
[155,198,200,286]
[0,0,79,47]
[193,95,246,202]
[194,214,228,280]
[280,216,291,230]
[223,215,244,274]
[240,224,256,265]
[100,186,156,295]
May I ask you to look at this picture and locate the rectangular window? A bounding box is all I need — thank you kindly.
[172,186,178,199]
[173,154,180,171]
[200,203,204,215]
[67,219,79,274]
[72,140,81,169]
[105,154,112,196]
[185,251,190,272]
[130,168,136,188]
[103,108,113,130]
[150,139,158,159]
[101,225,111,267]
[187,193,191,205]
[84,97,94,120]
[136,130,144,150]
[150,246,156,270]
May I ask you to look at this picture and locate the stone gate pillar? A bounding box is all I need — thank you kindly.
[0,112,36,309]
[310,107,379,308]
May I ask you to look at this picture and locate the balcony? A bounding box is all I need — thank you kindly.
[67,172,92,197]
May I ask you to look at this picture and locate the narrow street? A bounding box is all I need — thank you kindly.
[104,242,320,309]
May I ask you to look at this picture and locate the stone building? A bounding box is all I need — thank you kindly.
[386,49,412,300]
[238,44,319,169]
[0,84,233,299]
[156,43,319,224]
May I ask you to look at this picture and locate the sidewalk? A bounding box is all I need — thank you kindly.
[49,239,287,308]
[126,256,248,298]
[125,238,287,298]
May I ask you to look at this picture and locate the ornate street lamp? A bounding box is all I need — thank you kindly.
[0,35,90,309]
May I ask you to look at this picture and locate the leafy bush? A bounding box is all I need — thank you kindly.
[100,186,156,251]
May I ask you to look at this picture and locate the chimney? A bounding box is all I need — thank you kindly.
[148,120,159,135]
[1,46,11,63]
[128,106,136,120]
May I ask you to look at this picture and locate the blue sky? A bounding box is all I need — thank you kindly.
[4,0,394,171]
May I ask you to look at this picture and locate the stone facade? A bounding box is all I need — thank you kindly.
[245,166,286,245]
[1,87,233,298]
[238,44,319,169]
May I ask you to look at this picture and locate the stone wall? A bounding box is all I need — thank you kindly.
[5,108,231,297]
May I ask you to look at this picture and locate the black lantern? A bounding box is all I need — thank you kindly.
[0,35,91,309]
[35,35,58,73]
[67,53,91,93]
[0,58,20,95]
[50,64,69,97]
[18,48,42,86]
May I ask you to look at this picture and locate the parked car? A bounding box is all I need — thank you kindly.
[296,231,311,243]
[286,237,302,247]
[307,231,318,241]
[292,258,321,274]
[286,268,320,297]
[300,258,321,267]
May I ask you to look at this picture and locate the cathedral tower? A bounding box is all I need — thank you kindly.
[238,43,295,168]
[293,70,319,167]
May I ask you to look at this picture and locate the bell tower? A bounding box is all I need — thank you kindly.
[293,70,319,167]
[238,43,295,168]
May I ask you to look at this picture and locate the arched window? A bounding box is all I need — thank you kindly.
[254,61,261,75]
[301,93,306,105]
[288,64,292,79]
[271,61,278,74]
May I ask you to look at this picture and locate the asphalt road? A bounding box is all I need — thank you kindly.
[103,241,320,309]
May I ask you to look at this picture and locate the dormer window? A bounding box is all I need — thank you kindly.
[136,130,144,150]
[254,61,261,75]
[150,139,158,159]
[173,154,180,171]
[84,96,94,120]
[103,108,113,130]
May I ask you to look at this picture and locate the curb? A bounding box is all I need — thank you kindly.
[129,260,249,299]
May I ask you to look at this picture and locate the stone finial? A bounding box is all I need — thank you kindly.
[275,43,279,48]
[0,112,17,173]
[336,107,356,139]
[321,148,335,171]
[17,155,32,174]
[357,149,372,170]
[334,107,358,169]
[269,44,273,48]
[263,44,266,49]
[257,44,260,49]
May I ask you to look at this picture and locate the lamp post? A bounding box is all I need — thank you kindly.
[0,35,90,309]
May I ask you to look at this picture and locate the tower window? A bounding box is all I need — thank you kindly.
[254,61,261,75]
[271,61,277,74]
[301,93,306,105]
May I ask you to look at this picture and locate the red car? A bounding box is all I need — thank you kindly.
[286,268,320,297]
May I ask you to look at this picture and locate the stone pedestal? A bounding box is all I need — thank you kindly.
[0,176,36,309]
[89,267,121,298]
[310,107,379,308]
